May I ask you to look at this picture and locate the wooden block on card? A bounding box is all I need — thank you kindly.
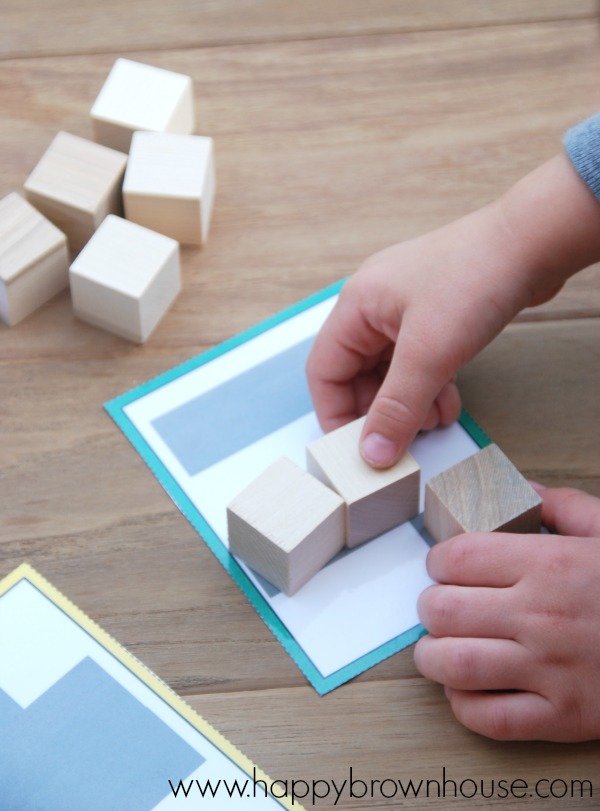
[306,416,420,548]
[123,132,215,245]
[0,193,69,326]
[23,132,127,253]
[424,443,543,543]
[227,457,345,596]
[69,215,180,343]
[91,58,195,153]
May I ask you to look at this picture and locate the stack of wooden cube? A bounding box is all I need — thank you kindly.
[0,58,216,343]
[227,417,542,597]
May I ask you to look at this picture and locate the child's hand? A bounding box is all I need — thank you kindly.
[306,155,600,468]
[414,485,600,742]
[307,202,532,467]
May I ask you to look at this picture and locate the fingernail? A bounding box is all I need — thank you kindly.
[360,433,400,467]
[529,481,547,493]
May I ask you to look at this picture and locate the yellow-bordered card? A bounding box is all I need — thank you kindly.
[0,563,304,810]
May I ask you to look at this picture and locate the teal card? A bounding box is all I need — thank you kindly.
[105,282,488,694]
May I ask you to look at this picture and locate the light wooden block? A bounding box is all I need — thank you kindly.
[23,131,127,253]
[90,58,195,153]
[69,215,180,343]
[0,193,69,326]
[123,132,215,245]
[424,443,543,543]
[227,457,345,596]
[306,416,421,548]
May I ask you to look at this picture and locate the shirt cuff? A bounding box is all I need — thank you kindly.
[564,111,600,201]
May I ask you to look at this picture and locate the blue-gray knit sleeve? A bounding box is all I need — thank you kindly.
[564,111,600,201]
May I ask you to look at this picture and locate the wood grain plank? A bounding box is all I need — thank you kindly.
[1,16,600,787]
[191,681,600,809]
[0,1,597,59]
[458,319,600,495]
[518,262,600,322]
[1,19,600,363]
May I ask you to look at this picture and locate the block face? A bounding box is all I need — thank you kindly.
[424,443,543,543]
[306,416,421,548]
[23,132,127,253]
[348,475,420,548]
[69,215,180,343]
[0,193,68,325]
[423,485,465,546]
[227,457,345,595]
[123,132,216,245]
[138,249,182,342]
[91,59,195,152]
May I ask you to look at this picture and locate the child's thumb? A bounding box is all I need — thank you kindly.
[359,392,425,470]
[536,485,600,538]
[358,344,449,468]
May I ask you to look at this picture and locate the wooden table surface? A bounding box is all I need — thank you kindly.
[2,2,600,807]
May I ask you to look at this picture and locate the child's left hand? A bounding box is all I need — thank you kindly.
[414,484,600,741]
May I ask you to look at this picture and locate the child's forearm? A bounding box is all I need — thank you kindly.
[498,152,600,306]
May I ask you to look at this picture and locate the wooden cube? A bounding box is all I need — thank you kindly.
[227,457,345,596]
[90,58,195,153]
[23,131,127,253]
[424,443,543,543]
[69,215,180,343]
[0,193,69,326]
[306,416,420,548]
[123,132,215,245]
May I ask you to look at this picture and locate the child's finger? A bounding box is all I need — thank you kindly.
[417,584,519,640]
[536,485,600,538]
[435,379,462,426]
[444,688,562,741]
[306,291,388,432]
[420,381,462,431]
[425,532,528,587]
[359,330,454,467]
[414,635,534,692]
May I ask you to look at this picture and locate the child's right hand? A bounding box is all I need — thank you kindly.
[306,154,600,467]
[307,202,528,466]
